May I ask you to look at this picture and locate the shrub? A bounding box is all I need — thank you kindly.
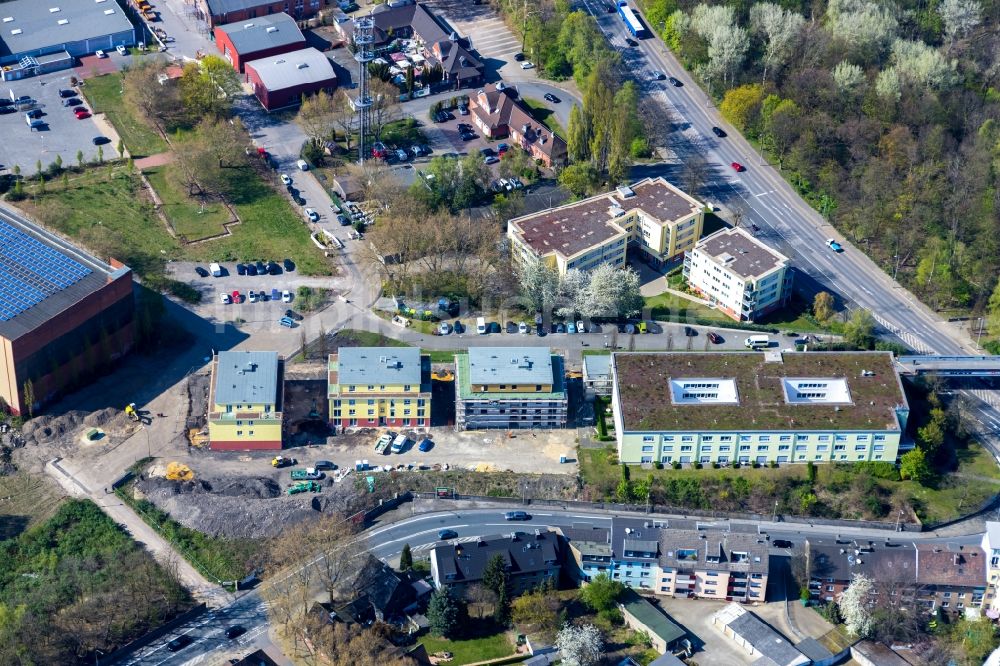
[712,462,720,469]
[769,461,778,468]
[694,462,703,469]
[733,462,741,469]
[752,461,761,469]
[672,461,681,470]
[654,461,663,470]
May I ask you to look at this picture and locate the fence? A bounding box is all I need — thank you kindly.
[97,603,207,665]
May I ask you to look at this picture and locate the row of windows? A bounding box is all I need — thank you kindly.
[654,453,884,464]
[335,399,426,407]
[336,409,424,416]
[645,433,885,444]
[346,384,415,392]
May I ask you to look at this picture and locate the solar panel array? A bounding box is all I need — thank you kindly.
[0,218,92,322]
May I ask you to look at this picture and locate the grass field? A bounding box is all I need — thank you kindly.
[420,629,515,665]
[0,474,66,540]
[522,97,566,138]
[144,166,233,241]
[81,74,168,158]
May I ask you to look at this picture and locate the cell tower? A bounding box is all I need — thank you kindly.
[353,16,375,164]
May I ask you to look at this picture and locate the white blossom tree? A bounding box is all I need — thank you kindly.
[516,253,560,313]
[838,573,874,637]
[832,61,865,92]
[875,67,901,101]
[826,0,898,63]
[940,0,981,50]
[690,5,748,89]
[750,3,805,83]
[556,623,604,666]
[556,269,589,319]
[890,39,956,88]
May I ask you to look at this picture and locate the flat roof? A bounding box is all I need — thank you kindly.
[216,13,304,55]
[214,351,279,406]
[206,0,276,16]
[583,354,611,379]
[618,588,685,645]
[0,206,128,341]
[0,0,134,59]
[245,47,336,90]
[509,177,701,260]
[457,353,565,400]
[330,347,424,388]
[613,351,907,432]
[467,347,555,385]
[693,227,789,280]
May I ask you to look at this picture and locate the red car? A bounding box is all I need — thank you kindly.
[707,331,723,344]
[231,290,241,303]
[75,110,91,119]
[730,162,744,172]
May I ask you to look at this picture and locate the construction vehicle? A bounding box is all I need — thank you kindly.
[286,481,321,495]
[165,462,194,481]
[125,403,139,422]
[374,432,393,455]
[271,455,296,468]
[290,468,324,480]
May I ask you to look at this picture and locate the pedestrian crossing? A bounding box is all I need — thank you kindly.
[411,535,482,553]
[968,389,1000,410]
[870,313,933,354]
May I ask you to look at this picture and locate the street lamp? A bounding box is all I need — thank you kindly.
[142,424,151,459]
[772,500,778,523]
[95,648,104,666]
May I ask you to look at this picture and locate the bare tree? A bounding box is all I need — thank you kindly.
[369,79,401,143]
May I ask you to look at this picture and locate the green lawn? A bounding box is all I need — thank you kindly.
[381,118,427,146]
[419,631,515,665]
[144,166,233,241]
[81,74,169,157]
[522,97,566,137]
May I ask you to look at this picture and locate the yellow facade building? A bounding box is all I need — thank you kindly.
[208,351,283,451]
[328,347,431,429]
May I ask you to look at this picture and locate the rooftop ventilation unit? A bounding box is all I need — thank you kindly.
[104,9,115,14]
[297,62,308,69]
[266,26,278,33]
[50,7,61,12]
[57,18,68,24]
[11,28,21,34]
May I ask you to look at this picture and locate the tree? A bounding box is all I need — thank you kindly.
[987,279,1000,335]
[122,57,181,137]
[76,150,84,169]
[331,89,359,153]
[750,4,804,84]
[482,553,509,598]
[369,78,401,143]
[813,291,835,322]
[427,587,460,638]
[517,254,560,314]
[899,448,933,485]
[558,162,601,196]
[399,543,412,571]
[297,90,337,145]
[567,103,590,162]
[21,380,34,418]
[838,573,874,637]
[825,0,898,63]
[580,573,624,613]
[511,586,560,633]
[719,83,764,133]
[556,623,604,666]
[939,0,981,50]
[844,309,876,349]
[178,55,241,120]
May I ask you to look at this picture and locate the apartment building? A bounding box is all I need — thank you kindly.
[807,538,986,614]
[454,347,567,430]
[611,351,910,466]
[429,530,561,596]
[981,522,1000,613]
[328,347,431,430]
[583,354,612,397]
[507,177,704,276]
[560,526,613,584]
[684,226,792,322]
[208,351,283,450]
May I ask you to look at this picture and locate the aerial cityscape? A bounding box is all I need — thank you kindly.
[2,0,1000,664]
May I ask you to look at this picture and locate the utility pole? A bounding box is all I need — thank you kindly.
[772,500,778,523]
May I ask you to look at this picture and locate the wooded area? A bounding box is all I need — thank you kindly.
[0,500,191,665]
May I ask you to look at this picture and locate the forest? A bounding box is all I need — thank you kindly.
[0,500,192,665]
[633,0,1000,337]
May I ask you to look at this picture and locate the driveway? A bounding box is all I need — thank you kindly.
[655,597,753,665]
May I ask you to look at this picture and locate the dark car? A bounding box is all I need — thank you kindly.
[606,3,616,12]
[418,438,434,452]
[460,132,476,141]
[438,529,458,540]
[26,109,43,119]
[504,511,530,521]
[514,52,525,61]
[285,309,304,321]
[0,106,15,115]
[314,460,337,470]
[61,97,81,107]
[225,625,246,640]
[543,93,561,103]
[0,98,11,106]
[236,263,246,275]
[195,266,209,278]
[58,88,76,98]
[712,126,727,138]
[255,261,267,275]
[480,147,495,157]
[453,320,464,334]
[772,539,793,549]
[707,331,723,344]
[92,136,111,145]
[246,263,258,276]
[668,76,682,86]
[282,258,295,271]
[625,38,638,46]
[684,326,697,336]
[166,635,193,652]
[267,261,281,275]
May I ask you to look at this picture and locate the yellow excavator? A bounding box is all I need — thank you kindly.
[124,403,139,422]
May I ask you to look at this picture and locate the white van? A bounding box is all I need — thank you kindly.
[476,317,487,335]
[745,335,769,349]
[209,262,222,277]
[296,159,309,171]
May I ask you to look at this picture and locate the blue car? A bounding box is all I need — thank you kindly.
[418,438,434,452]
[438,529,458,540]
[567,322,577,334]
[826,239,844,253]
[279,316,294,328]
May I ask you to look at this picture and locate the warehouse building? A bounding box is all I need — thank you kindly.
[454,347,567,430]
[0,207,134,416]
[200,0,327,28]
[611,351,910,465]
[327,347,431,430]
[214,13,305,73]
[244,47,336,110]
[0,0,136,80]
[208,351,284,450]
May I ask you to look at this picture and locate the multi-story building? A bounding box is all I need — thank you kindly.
[807,538,986,614]
[0,207,134,416]
[429,530,561,596]
[328,347,431,430]
[683,226,792,322]
[583,354,612,398]
[208,351,283,450]
[560,526,613,584]
[507,177,704,276]
[611,351,910,465]
[454,347,567,430]
[981,522,1000,612]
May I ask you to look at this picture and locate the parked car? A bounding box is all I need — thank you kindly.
[484,155,499,165]
[480,147,495,157]
[520,61,535,69]
[95,50,107,59]
[458,105,469,116]
[439,321,452,335]
[453,320,465,334]
[282,290,293,303]
[220,293,231,304]
[285,309,303,321]
[58,88,76,98]
[514,52,525,61]
[280,174,292,186]
[504,511,530,521]
[668,76,682,86]
[708,331,723,344]
[826,239,844,253]
[61,97,81,107]
[712,126,727,137]
[231,290,241,303]
[543,93,561,103]
[279,316,295,328]
[460,130,476,141]
[554,322,565,334]
[92,136,111,145]
[25,109,42,119]
[772,539,793,549]
[314,460,337,470]
[684,326,697,336]
[438,529,458,540]
[246,263,258,276]
[730,161,745,172]
[75,109,91,119]
[418,438,434,452]
[256,261,267,274]
[305,208,319,222]
[395,148,408,162]
[567,322,576,334]
[650,70,665,80]
[248,290,258,303]
[116,45,128,56]
[225,626,246,640]
[576,320,586,333]
[283,258,295,271]
[625,37,638,46]
[518,321,528,334]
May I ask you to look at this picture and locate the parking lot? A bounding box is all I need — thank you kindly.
[0,70,109,174]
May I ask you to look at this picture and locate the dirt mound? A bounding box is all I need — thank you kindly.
[83,408,120,428]
[22,412,86,444]
[214,477,281,499]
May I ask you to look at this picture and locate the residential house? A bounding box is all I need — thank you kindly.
[915,542,986,613]
[507,177,704,276]
[214,13,306,73]
[583,354,612,398]
[331,554,416,625]
[617,588,686,654]
[683,226,793,322]
[430,530,561,596]
[469,84,567,167]
[559,526,613,584]
[611,351,910,465]
[328,347,431,430]
[982,522,1000,614]
[199,0,327,28]
[712,603,810,666]
[656,529,768,603]
[208,351,283,450]
[454,347,567,431]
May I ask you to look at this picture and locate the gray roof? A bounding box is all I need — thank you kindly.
[808,538,916,584]
[561,526,612,557]
[216,13,304,55]
[245,47,336,90]
[649,655,686,666]
[432,530,560,585]
[0,206,130,342]
[619,588,686,646]
[206,0,279,17]
[335,347,423,386]
[659,529,769,575]
[0,0,134,59]
[370,2,450,45]
[583,354,611,379]
[694,227,789,280]
[468,347,555,385]
[795,638,833,662]
[715,604,808,666]
[214,351,280,406]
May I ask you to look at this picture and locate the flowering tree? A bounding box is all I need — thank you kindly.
[556,623,604,666]
[838,573,874,637]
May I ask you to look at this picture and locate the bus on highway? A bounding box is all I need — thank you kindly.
[617,2,649,38]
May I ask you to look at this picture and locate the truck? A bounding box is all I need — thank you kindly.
[744,335,770,349]
[375,432,394,454]
[390,434,408,454]
[271,455,297,468]
[287,481,321,495]
[290,468,324,480]
[617,2,649,38]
